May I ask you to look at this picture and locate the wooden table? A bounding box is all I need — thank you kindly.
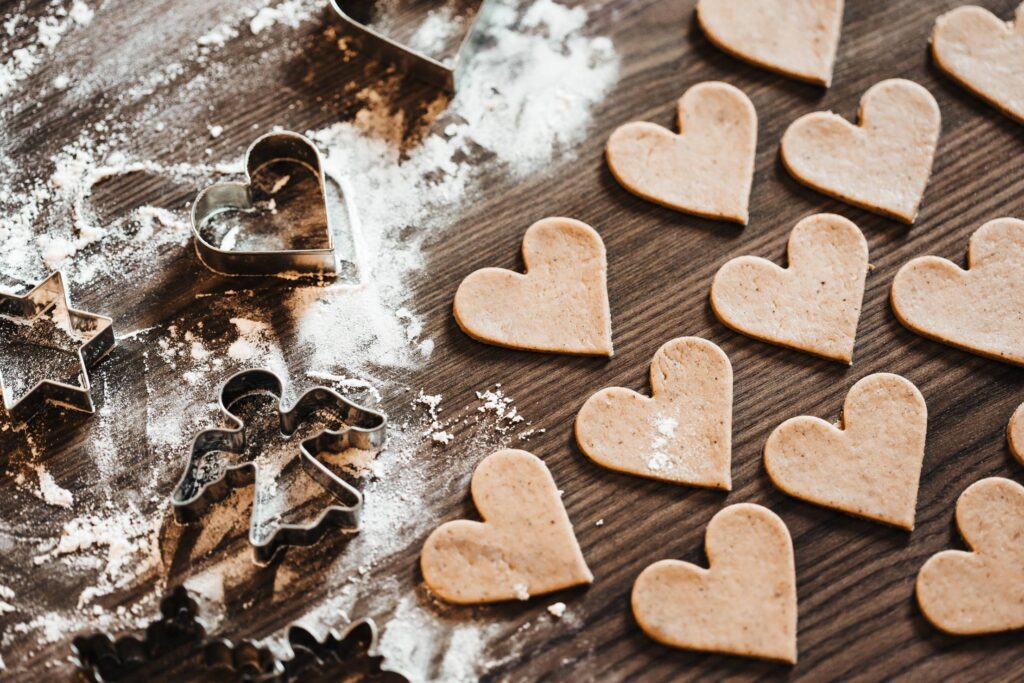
[2,0,1023,680]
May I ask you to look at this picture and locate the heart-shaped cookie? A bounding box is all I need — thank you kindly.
[932,4,1024,124]
[632,503,797,663]
[916,477,1024,635]
[420,449,593,604]
[764,373,927,530]
[574,337,732,489]
[710,213,868,363]
[1008,403,1024,466]
[891,217,1024,366]
[696,0,844,86]
[605,82,757,224]
[453,217,613,356]
[781,79,941,224]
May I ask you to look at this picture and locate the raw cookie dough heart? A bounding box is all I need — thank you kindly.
[574,337,732,489]
[453,217,613,356]
[1008,403,1024,466]
[916,477,1024,635]
[781,79,941,224]
[420,449,593,604]
[764,373,927,530]
[891,217,1024,366]
[710,213,868,363]
[632,503,797,663]
[696,0,844,86]
[932,4,1024,124]
[605,82,757,224]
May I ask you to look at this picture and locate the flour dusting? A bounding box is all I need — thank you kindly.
[0,0,617,678]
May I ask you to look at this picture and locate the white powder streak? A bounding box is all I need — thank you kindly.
[0,2,95,97]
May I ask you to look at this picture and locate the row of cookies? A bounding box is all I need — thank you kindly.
[416,444,1024,662]
[454,215,1023,369]
[697,0,1024,128]
[436,0,1024,664]
[448,219,1024,658]
[607,78,939,226]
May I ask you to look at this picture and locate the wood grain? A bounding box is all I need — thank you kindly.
[2,0,1024,680]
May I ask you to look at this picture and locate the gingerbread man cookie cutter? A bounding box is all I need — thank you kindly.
[191,131,342,277]
[0,271,115,422]
[170,368,387,565]
[329,0,495,92]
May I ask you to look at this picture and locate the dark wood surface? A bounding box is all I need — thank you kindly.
[2,0,1024,680]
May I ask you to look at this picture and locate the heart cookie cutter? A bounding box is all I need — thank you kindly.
[170,368,387,565]
[191,131,340,277]
[205,617,408,681]
[0,271,115,422]
[329,0,495,92]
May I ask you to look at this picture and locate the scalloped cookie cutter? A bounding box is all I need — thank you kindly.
[205,618,408,681]
[71,586,206,683]
[0,271,115,422]
[329,0,494,92]
[191,131,339,277]
[170,368,387,565]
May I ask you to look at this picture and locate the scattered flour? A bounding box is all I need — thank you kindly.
[0,585,15,614]
[378,592,503,682]
[306,370,383,403]
[33,465,74,509]
[431,430,455,445]
[33,501,162,608]
[408,6,467,60]
[547,602,567,618]
[0,0,619,677]
[647,415,678,472]
[0,2,96,97]
[197,24,239,48]
[227,317,271,361]
[249,0,315,35]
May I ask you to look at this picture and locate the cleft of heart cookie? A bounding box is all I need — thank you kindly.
[632,503,798,663]
[420,449,593,604]
[696,0,845,87]
[916,477,1024,635]
[781,79,940,224]
[605,81,757,224]
[932,3,1024,124]
[575,337,733,490]
[710,213,869,363]
[764,372,928,530]
[453,217,613,356]
[891,217,1024,367]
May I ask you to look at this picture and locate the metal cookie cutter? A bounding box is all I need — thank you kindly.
[0,271,115,421]
[330,0,495,92]
[191,132,337,277]
[205,617,408,682]
[71,586,206,683]
[170,368,387,565]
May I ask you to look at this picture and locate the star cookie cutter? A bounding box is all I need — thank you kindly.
[0,271,115,422]
[191,131,338,277]
[329,0,495,92]
[205,617,408,682]
[71,586,206,683]
[170,368,387,565]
